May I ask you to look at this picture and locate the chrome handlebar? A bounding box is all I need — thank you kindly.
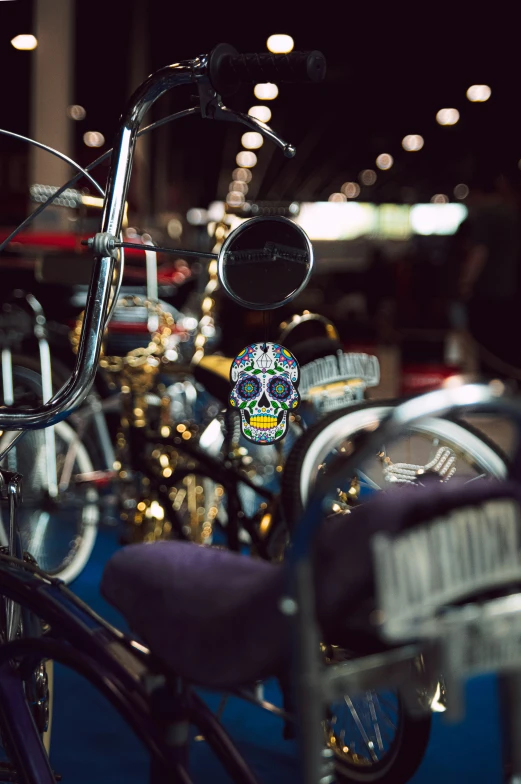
[0,52,295,429]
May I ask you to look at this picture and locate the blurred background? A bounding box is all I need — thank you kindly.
[1,0,520,395]
[1,6,520,783]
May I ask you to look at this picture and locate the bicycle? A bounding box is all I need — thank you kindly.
[287,381,521,784]
[0,42,332,782]
[0,39,513,784]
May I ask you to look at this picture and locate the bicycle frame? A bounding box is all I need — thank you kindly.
[0,553,263,784]
[0,43,303,782]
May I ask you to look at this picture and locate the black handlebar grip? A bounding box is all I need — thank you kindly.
[208,44,327,96]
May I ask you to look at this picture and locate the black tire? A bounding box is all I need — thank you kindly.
[329,696,431,783]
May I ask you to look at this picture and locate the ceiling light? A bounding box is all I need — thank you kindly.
[454,183,469,199]
[402,134,424,152]
[254,83,279,100]
[341,182,361,198]
[241,131,264,150]
[376,153,394,170]
[67,105,86,121]
[248,106,272,123]
[359,169,377,186]
[232,168,252,183]
[436,108,460,126]
[236,151,257,168]
[11,34,37,50]
[467,85,491,102]
[83,131,105,148]
[229,181,248,194]
[226,192,245,207]
[266,34,294,53]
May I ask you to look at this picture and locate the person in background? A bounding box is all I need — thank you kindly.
[459,171,521,382]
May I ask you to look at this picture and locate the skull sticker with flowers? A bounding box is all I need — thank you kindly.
[229,342,300,445]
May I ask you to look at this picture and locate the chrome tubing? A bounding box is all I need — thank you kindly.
[0,57,205,430]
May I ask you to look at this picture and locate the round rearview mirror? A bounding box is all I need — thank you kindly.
[218,216,313,310]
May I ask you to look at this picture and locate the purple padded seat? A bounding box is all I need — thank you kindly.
[101,480,521,690]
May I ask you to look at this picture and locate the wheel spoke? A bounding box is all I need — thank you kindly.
[372,693,398,733]
[356,470,381,491]
[367,691,384,752]
[343,694,379,762]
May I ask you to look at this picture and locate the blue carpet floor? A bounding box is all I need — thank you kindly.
[49,526,506,783]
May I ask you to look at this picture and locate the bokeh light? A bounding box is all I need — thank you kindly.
[229,181,248,194]
[341,182,361,198]
[436,108,460,126]
[167,218,183,239]
[328,193,347,202]
[376,153,394,170]
[431,194,449,204]
[11,34,37,50]
[254,83,279,100]
[241,132,264,150]
[248,106,272,123]
[236,151,257,168]
[186,208,207,225]
[226,192,245,207]
[232,168,253,183]
[83,131,105,148]
[359,169,377,186]
[454,183,469,200]
[266,34,294,53]
[67,105,86,121]
[467,85,491,102]
[402,134,424,152]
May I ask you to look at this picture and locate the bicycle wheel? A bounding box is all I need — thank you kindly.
[282,400,507,783]
[0,364,99,583]
[282,399,507,524]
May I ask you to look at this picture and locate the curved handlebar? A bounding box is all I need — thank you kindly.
[289,381,521,565]
[0,43,326,430]
[0,57,204,429]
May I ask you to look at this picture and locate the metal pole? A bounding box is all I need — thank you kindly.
[30,0,74,231]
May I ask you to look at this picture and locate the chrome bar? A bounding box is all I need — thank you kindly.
[0,58,204,429]
[38,337,58,497]
[1,349,14,406]
[217,105,296,158]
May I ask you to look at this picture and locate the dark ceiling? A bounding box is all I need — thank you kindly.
[0,1,519,220]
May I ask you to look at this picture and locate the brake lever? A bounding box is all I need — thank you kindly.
[197,79,296,158]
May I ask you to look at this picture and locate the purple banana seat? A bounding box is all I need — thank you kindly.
[101,479,521,690]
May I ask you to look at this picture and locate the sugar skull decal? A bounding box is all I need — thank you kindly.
[230,342,300,445]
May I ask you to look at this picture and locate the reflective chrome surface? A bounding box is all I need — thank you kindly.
[217,104,295,158]
[0,51,299,429]
[218,215,314,310]
[0,59,201,429]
